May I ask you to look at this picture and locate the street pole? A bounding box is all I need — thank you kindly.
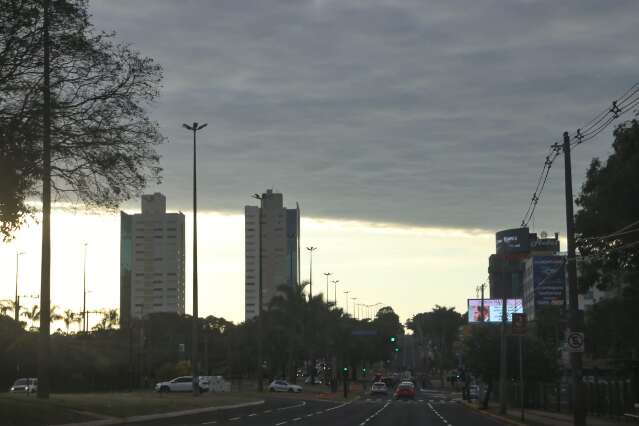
[83,243,87,332]
[307,247,317,300]
[480,283,485,323]
[183,122,207,396]
[15,251,24,323]
[332,280,339,309]
[520,335,524,422]
[344,291,350,315]
[324,273,332,304]
[499,263,508,414]
[561,132,585,426]
[38,0,52,399]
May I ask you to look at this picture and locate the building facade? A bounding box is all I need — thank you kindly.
[245,190,300,320]
[120,193,185,327]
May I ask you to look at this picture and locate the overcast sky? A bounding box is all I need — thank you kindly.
[3,0,639,325]
[89,0,639,232]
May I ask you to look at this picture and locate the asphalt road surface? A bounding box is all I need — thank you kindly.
[127,388,504,426]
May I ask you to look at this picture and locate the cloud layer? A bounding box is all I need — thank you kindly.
[91,0,639,232]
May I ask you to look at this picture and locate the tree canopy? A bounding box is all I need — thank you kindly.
[0,0,165,241]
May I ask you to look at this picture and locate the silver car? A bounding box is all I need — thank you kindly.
[10,378,38,393]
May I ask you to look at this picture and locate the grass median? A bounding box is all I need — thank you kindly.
[1,391,262,425]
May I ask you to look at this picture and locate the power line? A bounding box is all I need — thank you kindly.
[577,218,639,242]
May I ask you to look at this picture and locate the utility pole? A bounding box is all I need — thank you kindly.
[306,247,317,300]
[344,291,350,315]
[82,243,88,332]
[561,132,586,426]
[183,121,208,396]
[324,273,332,304]
[38,0,52,399]
[480,283,486,323]
[499,263,508,414]
[14,252,25,323]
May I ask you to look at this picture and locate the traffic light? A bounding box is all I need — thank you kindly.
[361,367,367,375]
[390,336,397,343]
[342,367,349,378]
[394,347,400,352]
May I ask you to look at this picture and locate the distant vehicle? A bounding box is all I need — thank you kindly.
[394,381,416,400]
[154,376,208,393]
[268,380,303,393]
[10,378,37,393]
[370,381,388,395]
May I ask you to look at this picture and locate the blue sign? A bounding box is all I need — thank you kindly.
[532,256,565,306]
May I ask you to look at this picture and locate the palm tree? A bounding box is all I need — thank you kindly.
[0,301,11,316]
[93,309,119,331]
[22,305,40,329]
[62,309,76,333]
[50,305,63,323]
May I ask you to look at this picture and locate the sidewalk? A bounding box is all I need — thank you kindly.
[462,400,632,426]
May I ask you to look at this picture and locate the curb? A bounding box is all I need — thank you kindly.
[53,399,265,426]
[460,400,526,426]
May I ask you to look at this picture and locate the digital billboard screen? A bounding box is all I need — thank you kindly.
[496,228,530,255]
[468,299,523,323]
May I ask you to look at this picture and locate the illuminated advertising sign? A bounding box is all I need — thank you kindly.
[468,299,524,323]
[496,228,530,255]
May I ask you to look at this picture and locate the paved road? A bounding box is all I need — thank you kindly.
[128,388,504,426]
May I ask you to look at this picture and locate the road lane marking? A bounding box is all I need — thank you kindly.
[275,422,287,425]
[264,409,273,413]
[293,417,302,421]
[229,417,241,421]
[427,402,452,425]
[248,413,257,417]
[202,422,216,425]
[277,401,307,411]
[315,411,324,415]
[359,400,391,425]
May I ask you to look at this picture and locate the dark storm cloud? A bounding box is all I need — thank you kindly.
[90,0,639,231]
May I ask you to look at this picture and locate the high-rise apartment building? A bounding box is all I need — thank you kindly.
[245,190,300,320]
[120,193,185,327]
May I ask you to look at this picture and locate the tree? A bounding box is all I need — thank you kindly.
[1,0,164,397]
[407,306,463,387]
[62,309,76,333]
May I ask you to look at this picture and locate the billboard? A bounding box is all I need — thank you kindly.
[468,299,523,323]
[496,228,530,255]
[531,256,565,306]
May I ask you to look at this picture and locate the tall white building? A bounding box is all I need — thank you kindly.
[245,190,300,320]
[120,193,185,326]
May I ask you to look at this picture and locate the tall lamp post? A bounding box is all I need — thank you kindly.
[331,280,339,309]
[82,243,88,332]
[323,273,332,304]
[182,121,207,396]
[351,298,358,319]
[14,251,25,323]
[343,291,350,315]
[306,247,317,300]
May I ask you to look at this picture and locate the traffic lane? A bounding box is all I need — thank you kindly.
[125,398,339,426]
[430,401,507,426]
[301,398,392,426]
[365,399,445,426]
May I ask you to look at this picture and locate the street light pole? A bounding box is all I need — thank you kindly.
[183,121,207,396]
[344,291,350,315]
[15,251,25,323]
[332,280,339,309]
[323,273,332,304]
[351,298,358,319]
[306,247,317,300]
[82,243,88,332]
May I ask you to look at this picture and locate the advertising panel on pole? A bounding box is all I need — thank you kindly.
[468,299,523,323]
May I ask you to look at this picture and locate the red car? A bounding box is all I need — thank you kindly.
[394,381,416,400]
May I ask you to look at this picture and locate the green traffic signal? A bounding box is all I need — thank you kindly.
[390,336,397,343]
[394,347,400,352]
[342,367,348,372]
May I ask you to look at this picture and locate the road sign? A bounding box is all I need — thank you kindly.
[512,313,527,335]
[567,331,585,352]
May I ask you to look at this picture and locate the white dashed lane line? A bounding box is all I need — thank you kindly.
[275,422,288,426]
[359,400,391,426]
[427,402,453,426]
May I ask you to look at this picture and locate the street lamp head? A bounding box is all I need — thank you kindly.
[252,193,261,200]
[306,246,317,251]
[197,123,208,130]
[182,123,194,130]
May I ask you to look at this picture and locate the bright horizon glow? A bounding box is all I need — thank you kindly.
[0,208,495,330]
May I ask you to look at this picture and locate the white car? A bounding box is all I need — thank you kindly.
[10,378,38,393]
[268,380,303,393]
[370,381,388,395]
[155,376,208,392]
